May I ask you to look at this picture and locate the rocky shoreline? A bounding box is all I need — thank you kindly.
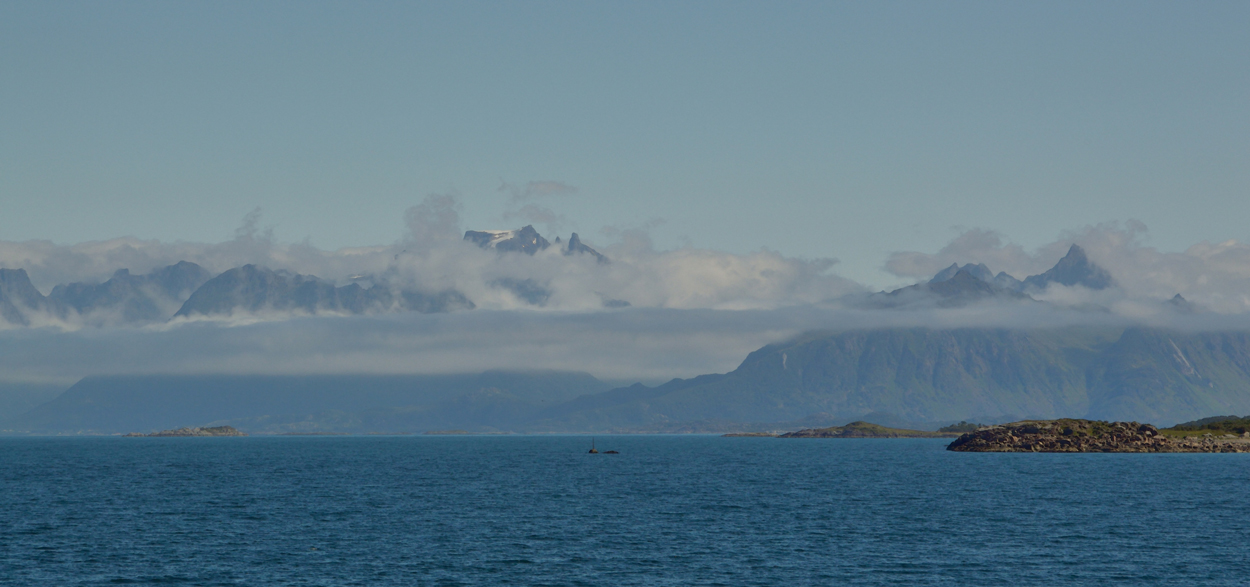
[947,419,1250,453]
[123,425,246,437]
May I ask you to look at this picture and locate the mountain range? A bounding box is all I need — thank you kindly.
[173,264,474,318]
[867,244,1121,308]
[530,326,1250,431]
[463,224,606,262]
[7,325,1250,434]
[4,237,1240,434]
[0,240,1145,328]
[0,225,610,327]
[1,261,212,327]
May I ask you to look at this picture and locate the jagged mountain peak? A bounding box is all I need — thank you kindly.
[924,262,1025,294]
[0,268,57,326]
[46,261,214,324]
[876,267,1032,308]
[930,263,992,284]
[993,271,1023,291]
[464,225,550,255]
[1168,293,1199,314]
[0,268,41,299]
[923,243,1113,297]
[1022,244,1114,292]
[565,232,608,263]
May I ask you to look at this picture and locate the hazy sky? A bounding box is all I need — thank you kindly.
[2,1,1247,287]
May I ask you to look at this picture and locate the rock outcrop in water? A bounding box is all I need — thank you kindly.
[124,425,246,437]
[946,419,1250,452]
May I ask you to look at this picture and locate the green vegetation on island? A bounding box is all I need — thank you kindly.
[1160,415,1250,438]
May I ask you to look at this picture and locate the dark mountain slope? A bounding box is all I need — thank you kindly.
[542,327,1250,429]
[1085,329,1250,422]
[540,328,1107,429]
[5,370,611,434]
[11,327,1250,434]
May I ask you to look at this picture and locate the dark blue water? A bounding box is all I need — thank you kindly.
[3,436,1249,586]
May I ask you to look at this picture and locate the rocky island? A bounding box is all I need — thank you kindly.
[779,421,959,438]
[123,425,246,437]
[946,419,1250,452]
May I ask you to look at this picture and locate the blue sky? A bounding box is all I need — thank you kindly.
[2,1,1247,287]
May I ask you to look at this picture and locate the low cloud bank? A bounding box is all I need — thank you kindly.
[5,197,1250,383]
[4,303,1249,386]
[1,196,859,314]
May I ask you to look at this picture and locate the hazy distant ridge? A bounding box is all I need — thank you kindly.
[8,326,1250,434]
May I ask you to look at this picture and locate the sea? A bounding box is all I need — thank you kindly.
[2,435,1249,586]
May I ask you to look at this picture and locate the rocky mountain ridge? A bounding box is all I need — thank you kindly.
[173,264,474,318]
[0,240,1196,327]
[0,226,611,327]
[1,262,213,327]
[870,244,1122,308]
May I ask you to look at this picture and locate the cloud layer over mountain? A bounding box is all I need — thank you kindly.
[886,221,1250,314]
[5,198,1250,384]
[1,196,859,318]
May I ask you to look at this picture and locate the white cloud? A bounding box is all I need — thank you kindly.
[885,221,1250,313]
[499,180,578,201]
[0,196,861,325]
[8,202,1250,389]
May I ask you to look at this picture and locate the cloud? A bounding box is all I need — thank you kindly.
[885,228,1055,280]
[0,194,861,321]
[885,221,1250,313]
[234,207,274,243]
[10,201,1250,392]
[7,208,1250,384]
[0,308,794,382]
[7,300,1250,386]
[499,180,578,201]
[502,204,570,235]
[404,193,464,248]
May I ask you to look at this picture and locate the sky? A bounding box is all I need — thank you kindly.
[3,1,1247,289]
[3,2,1250,386]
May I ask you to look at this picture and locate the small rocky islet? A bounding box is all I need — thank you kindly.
[123,425,246,437]
[726,416,1250,453]
[778,421,959,439]
[946,418,1250,453]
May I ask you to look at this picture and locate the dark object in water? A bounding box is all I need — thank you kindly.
[603,450,619,454]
